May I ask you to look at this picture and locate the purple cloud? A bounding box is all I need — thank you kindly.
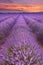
[0,0,43,4]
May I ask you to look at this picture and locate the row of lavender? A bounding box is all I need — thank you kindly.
[23,14,43,45]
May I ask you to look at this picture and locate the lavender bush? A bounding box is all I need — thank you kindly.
[0,44,42,65]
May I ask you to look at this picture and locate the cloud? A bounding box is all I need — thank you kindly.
[0,4,43,12]
[0,0,43,4]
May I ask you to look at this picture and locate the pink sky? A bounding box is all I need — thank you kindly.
[0,0,43,5]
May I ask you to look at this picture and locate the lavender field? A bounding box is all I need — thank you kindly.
[0,13,43,65]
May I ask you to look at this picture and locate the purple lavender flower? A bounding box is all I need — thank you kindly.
[0,44,42,65]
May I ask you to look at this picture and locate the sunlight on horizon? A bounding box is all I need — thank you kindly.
[0,3,43,12]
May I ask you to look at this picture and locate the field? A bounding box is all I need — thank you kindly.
[0,13,43,65]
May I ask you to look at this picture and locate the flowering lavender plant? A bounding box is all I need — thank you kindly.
[0,44,42,65]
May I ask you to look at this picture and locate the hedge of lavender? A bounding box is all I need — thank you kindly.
[0,44,42,65]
